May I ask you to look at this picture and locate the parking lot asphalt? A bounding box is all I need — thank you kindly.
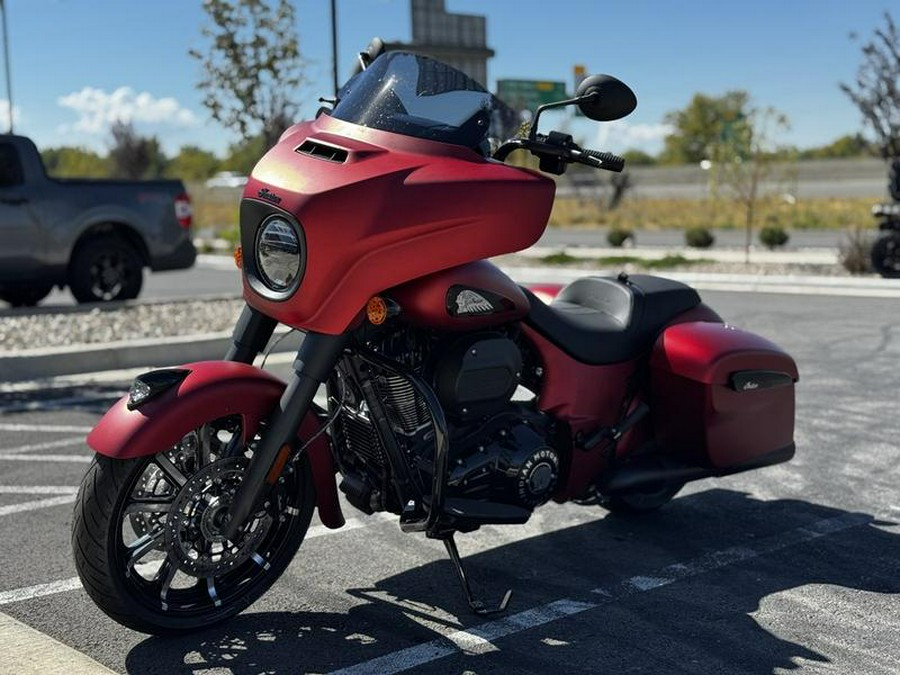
[0,289,898,673]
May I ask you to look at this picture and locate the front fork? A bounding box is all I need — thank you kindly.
[221,305,347,540]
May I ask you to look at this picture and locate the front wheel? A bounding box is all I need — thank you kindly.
[72,415,315,634]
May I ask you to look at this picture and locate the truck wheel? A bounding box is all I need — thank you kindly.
[0,285,53,307]
[871,234,900,278]
[70,236,144,303]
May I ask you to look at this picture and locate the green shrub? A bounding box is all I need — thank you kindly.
[606,227,634,248]
[684,226,715,248]
[759,225,790,249]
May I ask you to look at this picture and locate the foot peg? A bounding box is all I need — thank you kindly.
[442,535,512,616]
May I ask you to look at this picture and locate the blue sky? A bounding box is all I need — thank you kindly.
[0,0,894,157]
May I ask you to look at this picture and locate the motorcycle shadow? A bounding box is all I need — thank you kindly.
[125,488,900,674]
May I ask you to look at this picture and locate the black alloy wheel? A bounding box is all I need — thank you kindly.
[72,415,315,634]
[69,236,144,303]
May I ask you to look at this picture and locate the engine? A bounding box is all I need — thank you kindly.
[330,331,560,519]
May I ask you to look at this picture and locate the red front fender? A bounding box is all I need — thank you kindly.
[87,360,344,529]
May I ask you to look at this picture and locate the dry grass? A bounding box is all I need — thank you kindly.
[549,196,875,230]
[187,180,876,234]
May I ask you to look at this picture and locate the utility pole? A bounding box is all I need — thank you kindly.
[0,0,12,133]
[330,0,339,97]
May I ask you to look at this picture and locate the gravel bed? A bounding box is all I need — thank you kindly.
[0,298,245,352]
[0,260,872,353]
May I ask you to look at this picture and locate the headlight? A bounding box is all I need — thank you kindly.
[255,216,301,291]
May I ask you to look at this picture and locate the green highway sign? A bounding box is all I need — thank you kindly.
[496,79,567,111]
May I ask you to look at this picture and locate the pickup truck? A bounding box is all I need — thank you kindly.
[0,135,196,306]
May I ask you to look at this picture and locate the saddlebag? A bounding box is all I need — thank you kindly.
[649,321,798,470]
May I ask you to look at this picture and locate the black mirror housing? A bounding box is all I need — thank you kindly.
[575,74,637,121]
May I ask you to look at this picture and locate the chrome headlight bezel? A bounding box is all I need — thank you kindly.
[254,215,303,293]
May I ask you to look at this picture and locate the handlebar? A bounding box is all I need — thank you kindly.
[492,135,625,174]
[572,148,625,173]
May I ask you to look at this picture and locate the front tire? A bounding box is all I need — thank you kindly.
[72,417,315,634]
[69,236,144,303]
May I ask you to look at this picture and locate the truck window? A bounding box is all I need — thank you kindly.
[0,143,24,187]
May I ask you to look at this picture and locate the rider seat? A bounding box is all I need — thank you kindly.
[522,274,701,365]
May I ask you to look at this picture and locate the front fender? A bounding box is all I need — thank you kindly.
[87,360,344,529]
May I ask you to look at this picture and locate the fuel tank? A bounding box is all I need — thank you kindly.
[390,260,529,331]
[239,114,555,334]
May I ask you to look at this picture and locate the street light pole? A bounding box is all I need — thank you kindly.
[0,0,12,134]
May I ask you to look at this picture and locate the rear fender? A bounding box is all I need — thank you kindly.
[87,360,344,529]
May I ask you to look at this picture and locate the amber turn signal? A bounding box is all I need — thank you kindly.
[367,296,388,325]
[233,246,243,269]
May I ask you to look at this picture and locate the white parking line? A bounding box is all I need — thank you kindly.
[0,454,92,463]
[328,512,871,675]
[0,424,92,433]
[0,437,85,455]
[0,486,78,495]
[0,495,77,517]
[0,578,83,606]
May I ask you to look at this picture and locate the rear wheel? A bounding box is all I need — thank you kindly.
[871,234,900,278]
[69,236,144,303]
[599,481,684,514]
[0,284,53,307]
[72,415,315,634]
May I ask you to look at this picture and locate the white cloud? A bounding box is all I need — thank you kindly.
[56,86,198,134]
[596,121,674,153]
[0,100,22,131]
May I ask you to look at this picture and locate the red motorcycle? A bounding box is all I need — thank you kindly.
[72,48,797,634]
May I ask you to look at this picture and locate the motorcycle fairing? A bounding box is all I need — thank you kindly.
[240,114,555,334]
[86,361,344,529]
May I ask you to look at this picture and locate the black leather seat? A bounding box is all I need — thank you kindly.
[522,274,701,365]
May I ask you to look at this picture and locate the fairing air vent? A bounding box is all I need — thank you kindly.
[295,140,349,163]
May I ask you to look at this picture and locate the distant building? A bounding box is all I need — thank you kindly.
[383,0,495,87]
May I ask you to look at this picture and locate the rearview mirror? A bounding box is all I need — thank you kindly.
[575,74,637,122]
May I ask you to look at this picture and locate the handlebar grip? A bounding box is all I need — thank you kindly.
[582,149,625,172]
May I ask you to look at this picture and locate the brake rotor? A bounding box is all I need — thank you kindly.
[165,456,272,577]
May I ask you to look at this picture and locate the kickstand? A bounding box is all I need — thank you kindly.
[442,535,512,616]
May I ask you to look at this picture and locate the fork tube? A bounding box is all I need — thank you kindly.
[222,331,348,539]
[225,305,278,364]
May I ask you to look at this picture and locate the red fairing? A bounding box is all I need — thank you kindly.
[650,322,798,468]
[241,115,555,334]
[521,325,646,500]
[87,361,344,529]
[390,260,529,331]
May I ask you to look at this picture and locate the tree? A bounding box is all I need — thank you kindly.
[621,149,657,166]
[108,121,168,179]
[840,12,900,159]
[189,0,304,149]
[222,134,269,175]
[798,134,872,160]
[41,146,109,178]
[166,145,221,181]
[660,91,751,164]
[715,106,792,263]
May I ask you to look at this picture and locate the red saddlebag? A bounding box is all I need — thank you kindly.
[649,321,798,470]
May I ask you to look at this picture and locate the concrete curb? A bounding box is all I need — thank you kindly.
[3,266,899,383]
[0,330,303,383]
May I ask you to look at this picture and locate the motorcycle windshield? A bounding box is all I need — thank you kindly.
[331,52,496,149]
